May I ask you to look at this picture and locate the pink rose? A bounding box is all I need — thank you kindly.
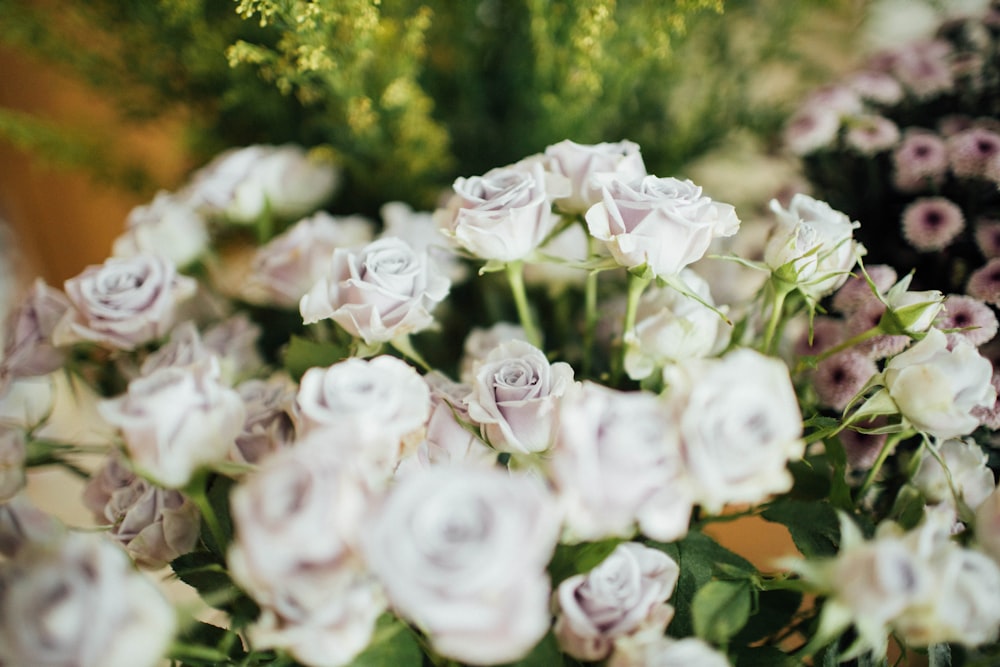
[545,139,647,214]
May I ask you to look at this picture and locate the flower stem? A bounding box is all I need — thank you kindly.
[762,279,792,355]
[615,272,651,384]
[583,265,599,378]
[505,261,541,348]
[812,326,882,365]
[855,432,907,506]
[186,473,228,554]
[390,335,432,372]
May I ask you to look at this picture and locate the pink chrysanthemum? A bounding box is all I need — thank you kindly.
[892,129,949,192]
[814,351,879,412]
[784,106,841,156]
[845,115,901,155]
[802,85,864,116]
[794,316,845,357]
[938,114,975,137]
[846,70,904,105]
[967,258,1000,305]
[900,197,966,251]
[947,127,1000,182]
[890,40,955,99]
[972,371,1000,430]
[845,299,910,359]
[839,421,889,470]
[936,294,999,348]
[832,264,898,315]
[975,219,1000,259]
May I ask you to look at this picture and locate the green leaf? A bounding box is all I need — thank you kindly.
[548,538,623,587]
[170,551,260,622]
[692,579,752,644]
[735,645,800,667]
[929,644,953,667]
[172,621,247,666]
[761,499,840,558]
[203,474,237,557]
[346,614,422,667]
[499,632,564,667]
[890,484,926,530]
[284,335,348,381]
[733,589,803,644]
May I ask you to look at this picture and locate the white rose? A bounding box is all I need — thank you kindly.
[977,487,1000,563]
[544,139,647,214]
[554,542,679,661]
[624,269,731,380]
[548,381,693,542]
[112,190,209,267]
[465,339,575,454]
[0,533,175,667]
[54,253,197,350]
[82,455,200,569]
[232,376,298,464]
[361,467,560,665]
[664,349,804,512]
[883,328,996,439]
[764,194,861,298]
[436,160,571,261]
[585,176,739,278]
[300,237,450,344]
[138,320,212,376]
[609,636,732,667]
[187,144,339,223]
[912,438,995,513]
[98,359,246,488]
[248,211,374,307]
[459,322,528,383]
[880,273,944,335]
[202,313,265,385]
[228,446,383,667]
[380,201,469,284]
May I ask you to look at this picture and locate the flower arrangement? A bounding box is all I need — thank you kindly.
[3,121,1000,667]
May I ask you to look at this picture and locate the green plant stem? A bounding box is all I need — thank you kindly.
[583,266,599,378]
[855,432,907,505]
[186,473,228,554]
[390,335,432,372]
[762,279,793,355]
[615,272,651,385]
[811,326,882,365]
[505,260,541,348]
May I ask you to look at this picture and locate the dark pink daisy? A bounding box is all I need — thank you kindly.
[947,127,1000,182]
[845,115,900,155]
[892,129,948,191]
[975,219,1000,259]
[972,371,1000,430]
[794,316,845,357]
[839,421,889,470]
[845,299,910,359]
[784,106,840,156]
[900,197,965,251]
[814,351,879,412]
[847,70,904,105]
[832,264,898,315]
[967,258,1000,305]
[891,40,954,99]
[936,294,999,348]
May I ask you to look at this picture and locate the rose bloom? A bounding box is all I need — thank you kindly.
[883,328,995,439]
[360,466,560,665]
[764,194,861,299]
[610,636,732,667]
[248,211,374,307]
[232,376,299,464]
[911,438,994,513]
[112,190,209,267]
[465,339,575,454]
[975,486,1000,563]
[54,253,197,350]
[0,493,63,558]
[624,269,731,380]
[98,358,246,488]
[300,236,450,344]
[435,159,570,262]
[186,143,340,223]
[544,139,647,214]
[138,320,211,376]
[0,533,175,667]
[664,348,804,512]
[459,321,528,383]
[548,381,693,542]
[228,446,383,667]
[554,542,679,661]
[201,313,265,384]
[585,175,739,278]
[83,454,200,569]
[380,201,469,284]
[0,279,69,393]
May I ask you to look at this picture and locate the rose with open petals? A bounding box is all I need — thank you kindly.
[361,466,560,665]
[112,190,209,267]
[0,533,175,667]
[585,176,739,278]
[883,328,995,439]
[664,349,804,512]
[232,376,298,464]
[554,542,679,661]
[300,237,450,344]
[98,359,245,488]
[465,339,575,454]
[54,253,197,350]
[0,279,70,390]
[545,139,647,214]
[436,160,571,261]
[549,381,693,542]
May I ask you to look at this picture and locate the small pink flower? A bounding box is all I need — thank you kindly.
[890,40,954,99]
[901,197,965,251]
[967,258,1000,305]
[847,70,904,105]
[845,299,910,359]
[845,115,900,155]
[832,264,897,316]
[972,371,1000,430]
[892,130,948,192]
[814,352,878,412]
[947,127,1000,182]
[794,316,844,357]
[975,219,1000,259]
[839,421,888,470]
[937,295,998,349]
[784,106,841,155]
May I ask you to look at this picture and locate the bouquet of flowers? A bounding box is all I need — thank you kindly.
[2,124,1000,667]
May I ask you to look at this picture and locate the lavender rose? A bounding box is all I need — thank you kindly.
[548,382,693,542]
[554,542,679,661]
[83,455,200,569]
[54,253,197,350]
[0,533,175,667]
[436,159,571,261]
[0,279,70,390]
[98,359,245,488]
[585,176,739,278]
[361,466,560,665]
[232,376,298,464]
[544,139,647,214]
[300,237,450,344]
[465,339,575,454]
[112,190,209,267]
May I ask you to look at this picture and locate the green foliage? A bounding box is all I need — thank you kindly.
[761,499,841,558]
[692,579,753,643]
[346,614,422,667]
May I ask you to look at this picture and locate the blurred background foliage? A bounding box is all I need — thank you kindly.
[0,0,866,216]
